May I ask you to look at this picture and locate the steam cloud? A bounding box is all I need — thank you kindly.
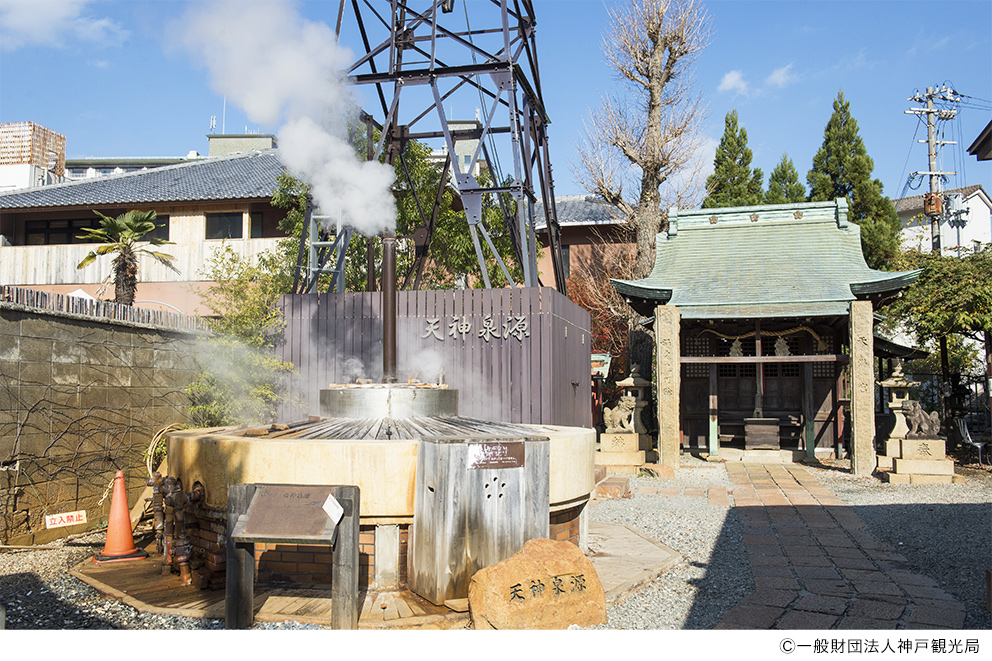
[177,0,395,236]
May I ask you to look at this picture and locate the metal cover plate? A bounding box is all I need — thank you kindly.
[466,441,525,470]
[243,485,336,538]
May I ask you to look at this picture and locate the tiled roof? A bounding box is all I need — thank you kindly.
[534,194,624,230]
[612,199,921,320]
[892,184,985,215]
[0,150,285,209]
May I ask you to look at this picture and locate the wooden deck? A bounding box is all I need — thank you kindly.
[71,541,468,629]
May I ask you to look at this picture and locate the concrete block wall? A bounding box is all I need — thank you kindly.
[0,303,201,545]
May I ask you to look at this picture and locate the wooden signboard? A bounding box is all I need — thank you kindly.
[226,483,359,630]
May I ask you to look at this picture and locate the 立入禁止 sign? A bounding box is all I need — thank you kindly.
[45,510,87,529]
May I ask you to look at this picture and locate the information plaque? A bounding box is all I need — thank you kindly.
[466,441,525,470]
[232,485,341,544]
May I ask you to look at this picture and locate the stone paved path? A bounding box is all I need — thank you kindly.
[714,462,966,630]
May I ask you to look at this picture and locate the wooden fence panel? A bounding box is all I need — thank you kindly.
[276,288,591,427]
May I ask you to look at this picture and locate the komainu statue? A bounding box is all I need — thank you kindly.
[603,395,636,433]
[905,400,941,438]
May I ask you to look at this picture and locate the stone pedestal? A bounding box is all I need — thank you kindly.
[595,432,646,474]
[882,438,954,484]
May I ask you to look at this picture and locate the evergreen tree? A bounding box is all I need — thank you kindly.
[702,110,764,208]
[807,90,902,269]
[764,153,806,204]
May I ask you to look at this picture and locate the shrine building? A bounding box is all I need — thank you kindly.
[612,199,921,475]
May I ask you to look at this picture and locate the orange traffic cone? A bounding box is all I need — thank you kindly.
[94,471,148,563]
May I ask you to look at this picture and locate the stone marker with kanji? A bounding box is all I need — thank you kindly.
[467,537,607,629]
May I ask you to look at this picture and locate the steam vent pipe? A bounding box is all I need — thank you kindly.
[382,234,397,383]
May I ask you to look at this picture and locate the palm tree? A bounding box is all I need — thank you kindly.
[76,210,179,305]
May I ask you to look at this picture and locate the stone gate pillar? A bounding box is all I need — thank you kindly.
[654,305,681,471]
[849,300,876,475]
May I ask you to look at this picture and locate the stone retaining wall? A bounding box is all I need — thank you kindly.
[0,301,201,545]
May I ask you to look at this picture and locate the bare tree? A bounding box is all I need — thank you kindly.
[575,0,711,279]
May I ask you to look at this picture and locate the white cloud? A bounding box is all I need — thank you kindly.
[0,0,127,51]
[765,64,799,88]
[717,70,749,96]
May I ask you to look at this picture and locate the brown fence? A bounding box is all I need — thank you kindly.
[276,287,592,427]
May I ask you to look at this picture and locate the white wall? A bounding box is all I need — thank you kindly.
[0,164,63,192]
[899,188,992,254]
[0,205,283,287]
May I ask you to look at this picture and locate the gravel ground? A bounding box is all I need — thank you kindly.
[587,456,753,629]
[2,455,989,630]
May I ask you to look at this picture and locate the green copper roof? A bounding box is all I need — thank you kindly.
[612,199,921,319]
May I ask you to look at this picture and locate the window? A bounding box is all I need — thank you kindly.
[684,364,708,379]
[24,218,101,245]
[250,212,263,239]
[560,244,570,280]
[146,215,169,242]
[813,362,835,379]
[684,335,711,356]
[205,212,243,239]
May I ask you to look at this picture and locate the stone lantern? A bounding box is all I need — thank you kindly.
[616,364,650,435]
[878,362,916,454]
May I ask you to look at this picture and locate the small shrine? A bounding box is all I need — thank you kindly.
[596,365,651,474]
[611,199,922,474]
[877,362,953,484]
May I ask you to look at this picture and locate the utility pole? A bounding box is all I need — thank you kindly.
[905,85,961,430]
[905,86,960,254]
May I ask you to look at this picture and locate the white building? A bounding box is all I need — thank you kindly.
[894,184,991,255]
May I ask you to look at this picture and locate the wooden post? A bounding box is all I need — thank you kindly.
[754,320,764,418]
[834,360,844,459]
[226,484,256,630]
[330,485,360,630]
[803,363,815,460]
[708,364,719,457]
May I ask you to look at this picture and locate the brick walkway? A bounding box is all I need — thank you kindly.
[713,463,966,629]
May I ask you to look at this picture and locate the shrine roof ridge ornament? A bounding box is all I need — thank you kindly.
[667,198,849,237]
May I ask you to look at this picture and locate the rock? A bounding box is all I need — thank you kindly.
[641,463,675,480]
[468,537,607,630]
[596,476,631,499]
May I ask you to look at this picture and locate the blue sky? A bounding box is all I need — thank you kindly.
[1,0,989,204]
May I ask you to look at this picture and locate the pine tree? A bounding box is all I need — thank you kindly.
[764,153,806,204]
[807,90,902,269]
[702,110,764,208]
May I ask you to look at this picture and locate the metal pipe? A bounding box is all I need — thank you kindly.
[147,472,164,554]
[382,235,397,383]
